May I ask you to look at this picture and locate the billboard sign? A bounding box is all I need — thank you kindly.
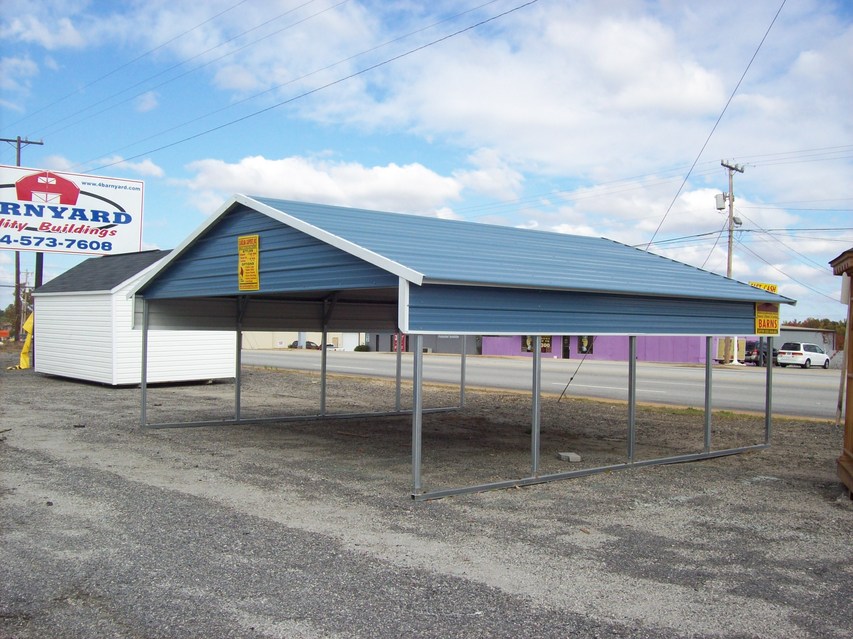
[0,165,143,256]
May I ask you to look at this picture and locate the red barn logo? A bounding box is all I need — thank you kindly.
[15,171,80,205]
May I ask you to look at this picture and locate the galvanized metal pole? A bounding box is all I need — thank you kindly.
[704,335,713,453]
[235,297,251,422]
[412,335,424,494]
[531,336,542,477]
[320,327,328,416]
[460,335,467,408]
[395,331,403,412]
[235,328,243,422]
[140,300,149,428]
[765,336,773,444]
[627,336,637,463]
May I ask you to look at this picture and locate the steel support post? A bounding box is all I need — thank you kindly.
[704,335,713,453]
[531,336,542,477]
[765,336,773,445]
[320,328,328,416]
[140,300,149,428]
[395,331,403,412]
[235,328,243,422]
[627,336,637,463]
[412,335,424,495]
[460,335,467,408]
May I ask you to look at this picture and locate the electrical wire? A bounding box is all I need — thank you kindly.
[3,0,253,132]
[700,218,729,269]
[643,0,787,251]
[454,143,853,221]
[86,0,541,173]
[33,0,345,139]
[70,0,505,169]
[734,210,832,273]
[557,336,596,403]
[733,237,839,301]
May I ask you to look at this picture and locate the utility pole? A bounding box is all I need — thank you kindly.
[721,159,745,363]
[1,136,43,340]
[722,160,744,279]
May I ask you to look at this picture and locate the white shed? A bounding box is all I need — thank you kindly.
[33,250,236,385]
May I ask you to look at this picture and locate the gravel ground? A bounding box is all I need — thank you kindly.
[1,346,852,639]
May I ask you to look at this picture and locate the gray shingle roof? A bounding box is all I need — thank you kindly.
[35,250,170,295]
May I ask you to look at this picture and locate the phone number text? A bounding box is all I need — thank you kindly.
[0,235,114,251]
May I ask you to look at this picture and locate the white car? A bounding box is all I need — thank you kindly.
[777,342,830,369]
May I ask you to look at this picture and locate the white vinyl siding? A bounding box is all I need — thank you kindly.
[35,293,115,383]
[35,281,235,386]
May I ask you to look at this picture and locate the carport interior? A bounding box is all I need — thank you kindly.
[133,195,793,499]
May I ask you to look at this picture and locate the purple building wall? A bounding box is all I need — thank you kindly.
[482,335,710,364]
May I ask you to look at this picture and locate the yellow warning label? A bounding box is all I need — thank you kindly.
[238,235,259,291]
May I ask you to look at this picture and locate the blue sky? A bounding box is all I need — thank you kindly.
[1,0,852,321]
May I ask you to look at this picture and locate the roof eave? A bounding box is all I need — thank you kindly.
[420,278,796,305]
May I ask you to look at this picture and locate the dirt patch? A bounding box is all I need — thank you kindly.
[1,346,851,638]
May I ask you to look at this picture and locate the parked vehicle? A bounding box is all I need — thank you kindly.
[777,342,830,369]
[743,340,778,366]
[288,340,321,350]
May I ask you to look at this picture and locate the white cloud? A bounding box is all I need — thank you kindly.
[1,15,85,49]
[94,156,164,177]
[183,155,463,215]
[551,223,600,237]
[135,91,159,113]
[454,149,524,201]
[40,155,76,171]
[0,55,38,93]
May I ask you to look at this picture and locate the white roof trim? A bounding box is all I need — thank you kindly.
[128,194,425,298]
[398,278,410,333]
[127,197,240,297]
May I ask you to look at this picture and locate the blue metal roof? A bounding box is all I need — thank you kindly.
[132,195,796,336]
[246,196,794,305]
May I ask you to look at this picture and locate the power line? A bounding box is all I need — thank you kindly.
[4,0,253,133]
[70,0,505,170]
[735,211,833,273]
[733,237,839,302]
[746,227,853,233]
[32,0,342,140]
[700,218,729,270]
[643,0,787,251]
[86,0,541,173]
[742,207,853,212]
[646,228,853,250]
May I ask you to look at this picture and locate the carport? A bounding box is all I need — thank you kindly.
[132,195,795,499]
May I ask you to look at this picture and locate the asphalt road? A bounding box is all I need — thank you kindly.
[242,349,842,420]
